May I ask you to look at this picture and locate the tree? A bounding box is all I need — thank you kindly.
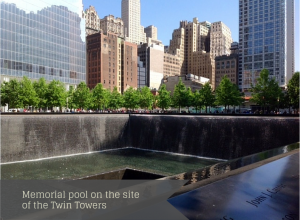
[67,85,76,110]
[123,87,140,110]
[185,87,194,112]
[18,76,39,109]
[250,69,282,111]
[287,72,299,111]
[193,90,203,113]
[108,87,123,110]
[72,82,92,110]
[172,79,187,112]
[33,77,48,109]
[1,79,22,109]
[92,83,109,110]
[46,80,67,110]
[200,82,215,113]
[139,86,154,110]
[157,84,171,111]
[215,76,243,112]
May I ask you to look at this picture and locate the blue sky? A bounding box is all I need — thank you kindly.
[82,0,299,72]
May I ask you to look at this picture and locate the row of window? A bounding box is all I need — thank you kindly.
[1,59,83,79]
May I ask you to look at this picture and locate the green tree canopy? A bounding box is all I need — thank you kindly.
[72,82,92,110]
[123,87,140,110]
[215,76,243,111]
[33,77,48,109]
[185,87,194,112]
[287,72,299,110]
[250,69,282,110]
[139,86,154,110]
[157,84,171,111]
[92,83,109,110]
[66,85,76,110]
[19,76,39,108]
[1,79,22,109]
[172,79,187,112]
[193,90,203,113]
[200,82,215,113]
[46,80,67,110]
[108,86,123,110]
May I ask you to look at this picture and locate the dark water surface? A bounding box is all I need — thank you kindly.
[1,148,221,180]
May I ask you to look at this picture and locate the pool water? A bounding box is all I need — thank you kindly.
[1,148,221,180]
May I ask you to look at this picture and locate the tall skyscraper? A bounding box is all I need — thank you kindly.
[0,0,86,86]
[239,0,295,90]
[121,0,146,44]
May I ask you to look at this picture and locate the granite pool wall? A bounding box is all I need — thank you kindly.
[1,114,299,162]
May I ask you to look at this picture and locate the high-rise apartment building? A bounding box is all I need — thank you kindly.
[121,0,146,44]
[239,0,295,90]
[144,25,157,40]
[84,6,101,36]
[0,0,86,86]
[86,32,137,93]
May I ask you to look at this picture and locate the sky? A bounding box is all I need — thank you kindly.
[82,0,299,72]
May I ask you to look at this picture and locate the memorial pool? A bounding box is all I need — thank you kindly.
[1,148,222,180]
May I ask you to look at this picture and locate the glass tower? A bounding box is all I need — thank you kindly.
[0,0,86,86]
[239,0,294,90]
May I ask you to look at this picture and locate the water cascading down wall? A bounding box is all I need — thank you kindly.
[1,114,299,163]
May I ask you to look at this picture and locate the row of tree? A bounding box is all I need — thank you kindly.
[250,69,299,111]
[1,69,299,112]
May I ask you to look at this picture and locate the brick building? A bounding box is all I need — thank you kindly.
[86,31,137,93]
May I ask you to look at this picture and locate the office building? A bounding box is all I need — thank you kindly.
[122,41,138,92]
[121,0,146,44]
[164,74,209,95]
[84,5,101,36]
[168,22,186,75]
[192,51,216,89]
[215,42,239,89]
[137,56,146,88]
[144,25,157,40]
[138,41,164,90]
[210,21,233,57]
[86,31,137,93]
[0,0,86,87]
[168,18,232,85]
[239,0,295,90]
[100,15,124,38]
[163,53,181,78]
